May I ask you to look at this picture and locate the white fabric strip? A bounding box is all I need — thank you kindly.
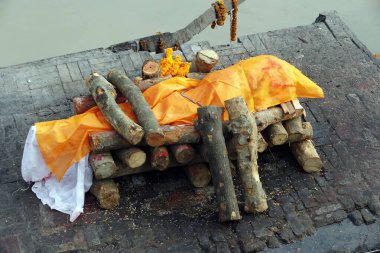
[21,126,93,222]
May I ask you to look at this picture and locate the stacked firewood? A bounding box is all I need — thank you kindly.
[73,50,323,221]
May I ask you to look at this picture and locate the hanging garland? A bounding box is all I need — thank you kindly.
[231,0,238,41]
[211,0,238,42]
[211,0,227,29]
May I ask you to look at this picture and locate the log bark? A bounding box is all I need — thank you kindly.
[73,76,171,115]
[254,106,304,132]
[170,144,196,164]
[142,60,161,79]
[283,117,313,143]
[72,93,126,115]
[86,73,144,145]
[225,96,268,213]
[114,147,146,169]
[107,70,164,147]
[89,151,118,180]
[195,49,219,73]
[112,154,204,178]
[185,72,207,80]
[89,106,304,152]
[283,117,303,141]
[150,146,170,171]
[196,106,241,222]
[290,140,323,173]
[257,133,268,153]
[89,125,201,153]
[266,122,288,146]
[185,163,212,188]
[90,179,120,209]
[134,76,172,92]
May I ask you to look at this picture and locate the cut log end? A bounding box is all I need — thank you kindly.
[195,49,219,73]
[115,147,147,169]
[89,152,118,180]
[267,122,288,146]
[185,163,211,188]
[142,60,161,79]
[290,140,323,173]
[145,132,166,147]
[90,180,120,209]
[170,144,196,164]
[151,146,170,171]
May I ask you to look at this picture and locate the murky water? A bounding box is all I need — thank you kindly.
[0,0,379,67]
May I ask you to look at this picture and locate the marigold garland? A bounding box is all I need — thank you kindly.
[211,0,227,28]
[231,0,238,41]
[160,48,191,77]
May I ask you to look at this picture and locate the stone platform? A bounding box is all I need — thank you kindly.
[0,11,379,253]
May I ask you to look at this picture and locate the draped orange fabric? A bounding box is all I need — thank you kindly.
[35,55,324,181]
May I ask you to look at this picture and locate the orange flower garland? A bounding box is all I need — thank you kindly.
[211,0,227,28]
[160,48,191,77]
[231,0,238,41]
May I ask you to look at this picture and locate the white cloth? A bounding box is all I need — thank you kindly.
[21,126,93,222]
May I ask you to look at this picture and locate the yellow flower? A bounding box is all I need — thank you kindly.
[160,48,191,77]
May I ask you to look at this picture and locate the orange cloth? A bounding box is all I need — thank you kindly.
[35,55,324,181]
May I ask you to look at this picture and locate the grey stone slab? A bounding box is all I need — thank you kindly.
[119,52,135,72]
[30,85,66,110]
[67,62,83,81]
[56,63,72,83]
[129,51,144,69]
[62,80,88,99]
[78,60,93,78]
[24,70,62,90]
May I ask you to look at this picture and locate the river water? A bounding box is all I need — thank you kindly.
[0,0,379,67]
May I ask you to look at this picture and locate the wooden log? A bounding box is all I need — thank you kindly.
[90,125,201,153]
[134,76,172,92]
[142,60,161,79]
[89,106,304,152]
[89,151,118,180]
[170,144,195,164]
[196,106,241,222]
[257,133,268,153]
[86,73,144,145]
[283,117,313,143]
[225,96,268,213]
[150,146,170,171]
[107,70,164,147]
[185,163,212,188]
[195,49,219,73]
[185,72,207,80]
[226,138,237,161]
[290,140,323,173]
[255,106,304,132]
[72,93,126,115]
[266,122,288,146]
[90,179,120,209]
[114,147,146,169]
[73,76,171,115]
[283,117,303,141]
[112,154,204,178]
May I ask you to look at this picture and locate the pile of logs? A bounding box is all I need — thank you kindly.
[73,49,323,222]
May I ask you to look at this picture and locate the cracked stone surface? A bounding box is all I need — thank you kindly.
[0,11,379,252]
